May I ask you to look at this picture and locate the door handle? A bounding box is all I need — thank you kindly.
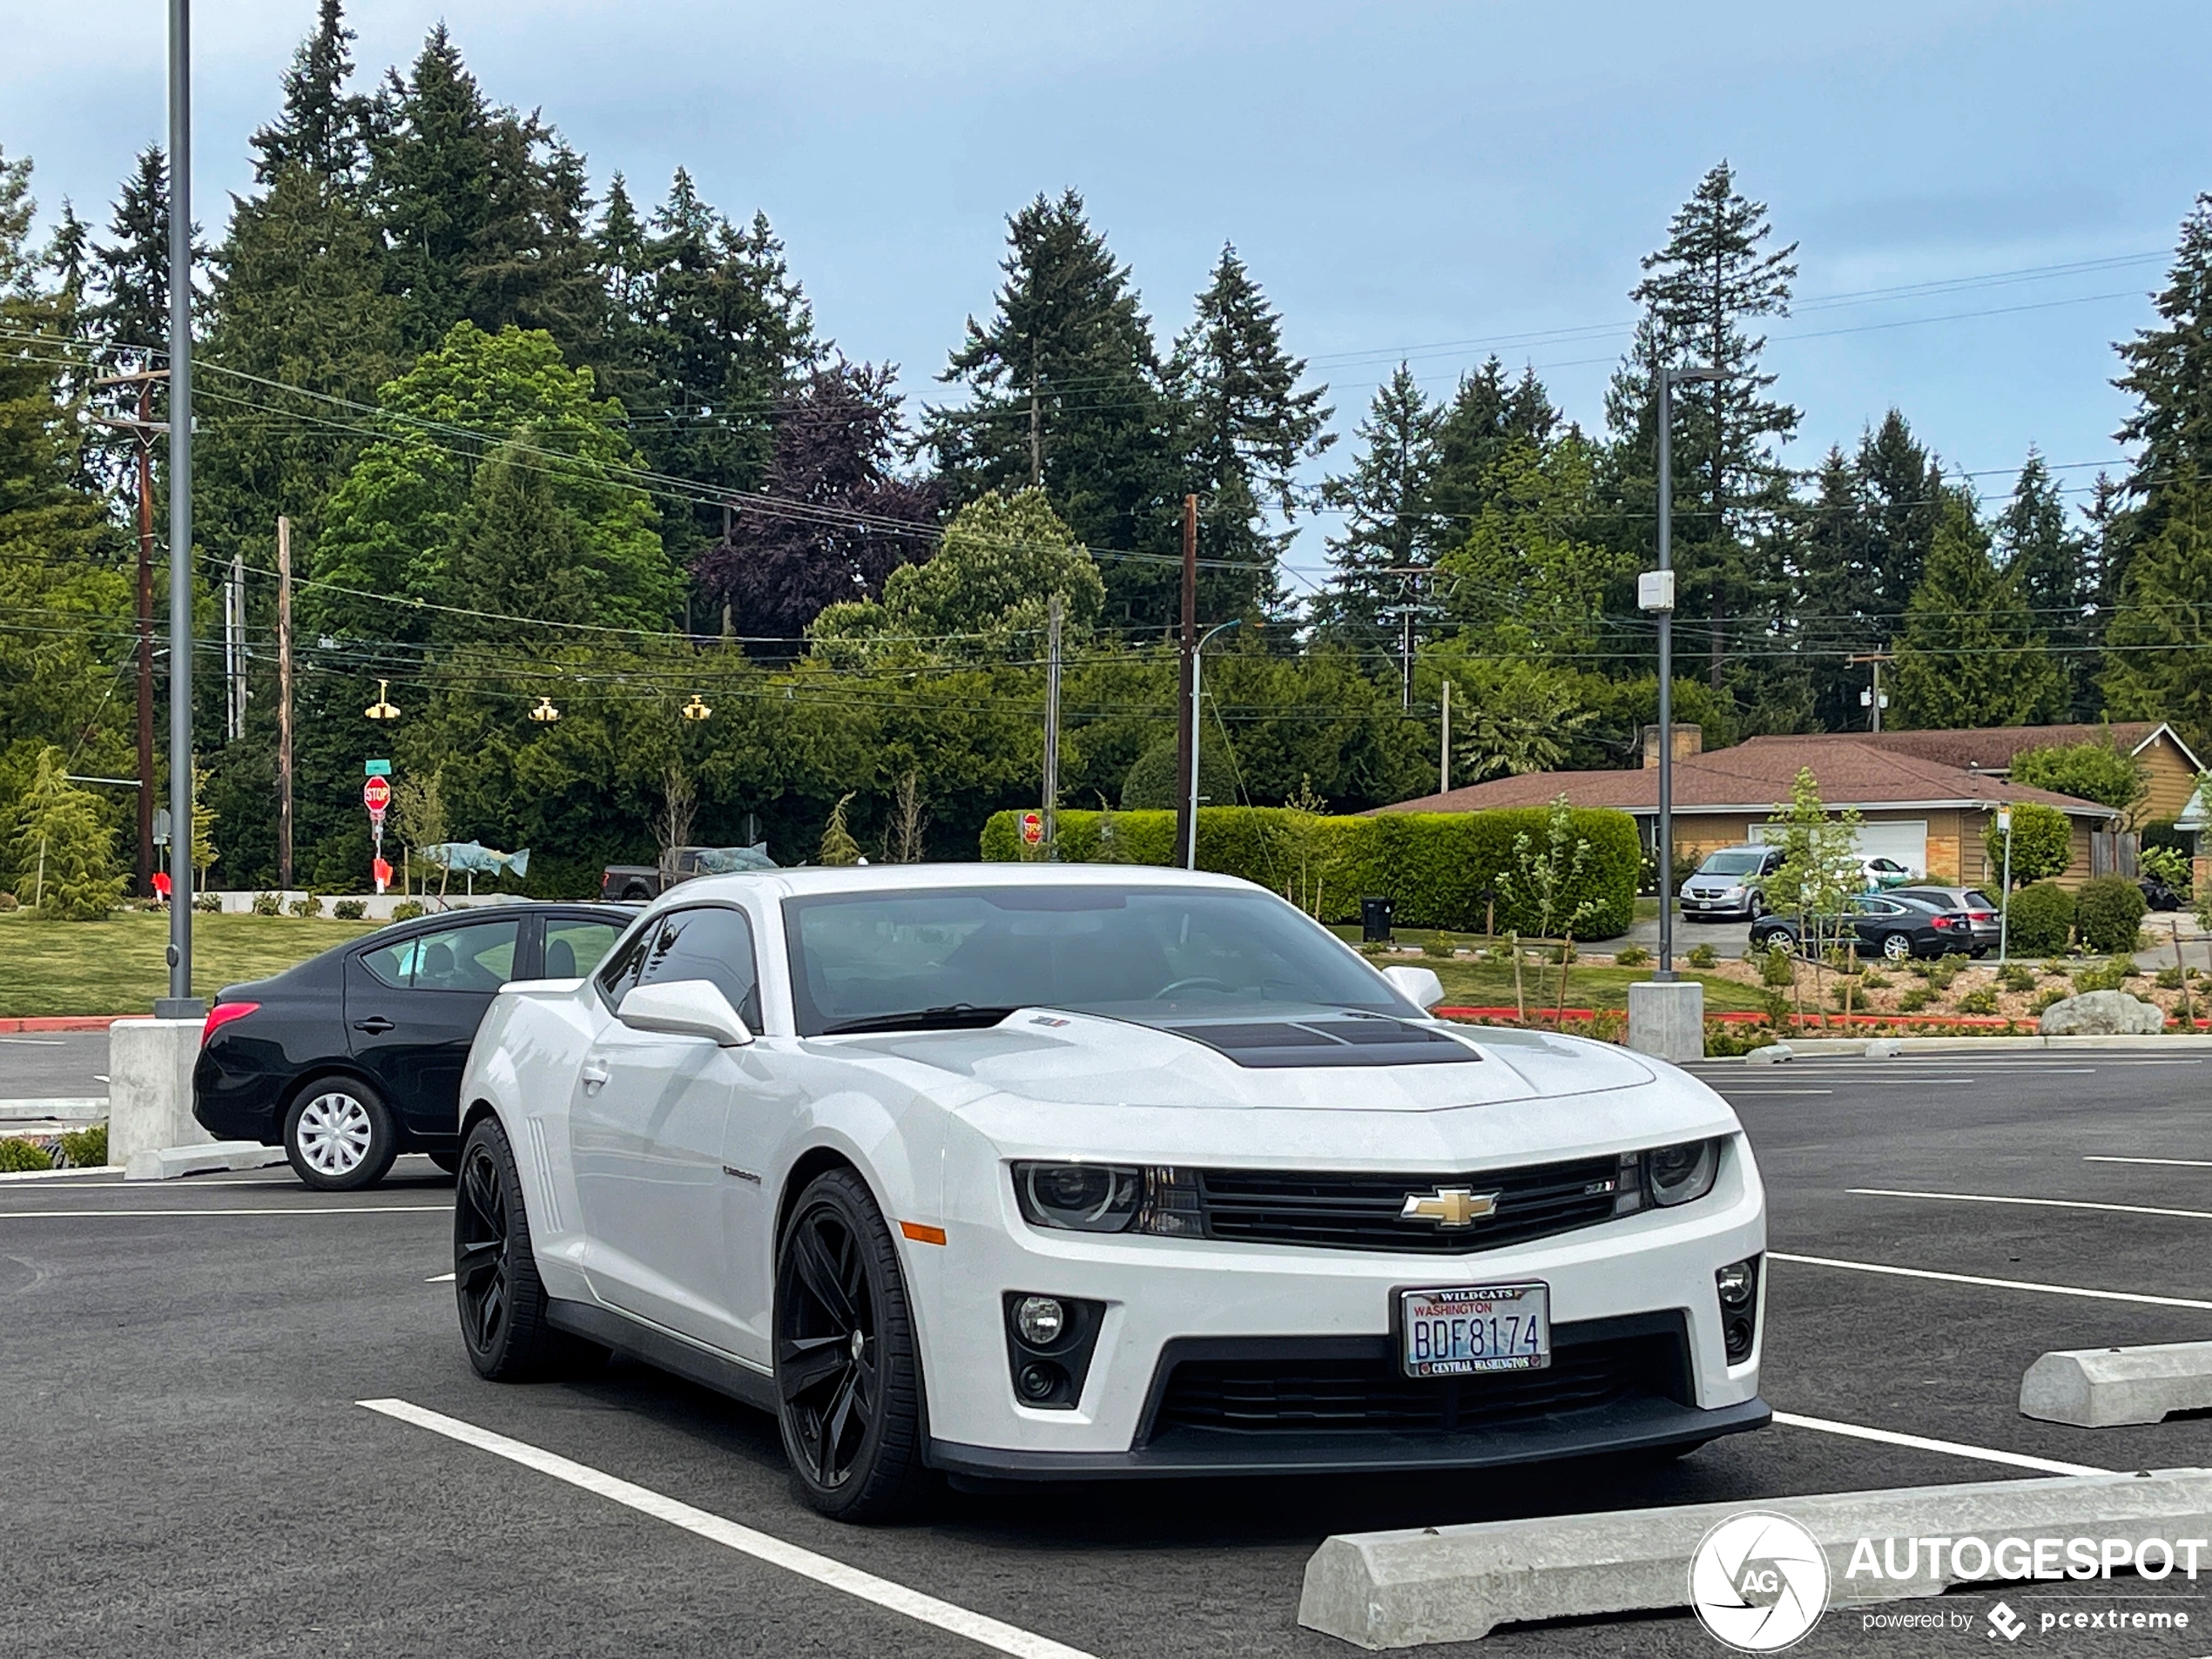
[580,1062,610,1093]
[352,1016,395,1035]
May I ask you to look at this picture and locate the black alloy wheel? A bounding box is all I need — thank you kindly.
[453,1116,602,1381]
[773,1169,928,1521]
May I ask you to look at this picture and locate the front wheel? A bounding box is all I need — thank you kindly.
[284,1077,398,1191]
[773,1169,930,1521]
[1880,931,1914,961]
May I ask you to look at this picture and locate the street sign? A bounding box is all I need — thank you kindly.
[363,775,393,813]
[364,759,391,777]
[1019,811,1043,846]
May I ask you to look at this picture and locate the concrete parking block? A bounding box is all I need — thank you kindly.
[1297,1468,2212,1650]
[107,1018,211,1170]
[1744,1042,1794,1065]
[2021,1342,2212,1427]
[123,1141,288,1181]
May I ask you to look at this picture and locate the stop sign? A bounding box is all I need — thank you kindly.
[363,775,392,813]
[1019,811,1042,845]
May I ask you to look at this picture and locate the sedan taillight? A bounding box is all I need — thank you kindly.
[201,1001,260,1047]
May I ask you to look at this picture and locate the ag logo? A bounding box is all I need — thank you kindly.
[1689,1511,1830,1652]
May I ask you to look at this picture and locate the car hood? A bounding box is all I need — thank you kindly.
[815,1008,1659,1112]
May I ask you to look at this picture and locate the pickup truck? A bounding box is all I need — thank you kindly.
[599,843,775,901]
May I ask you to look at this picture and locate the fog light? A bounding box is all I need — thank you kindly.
[1716,1255,1760,1364]
[1716,1261,1756,1308]
[1017,1362,1060,1401]
[1015,1295,1065,1347]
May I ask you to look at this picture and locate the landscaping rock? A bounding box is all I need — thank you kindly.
[2038,989,2166,1036]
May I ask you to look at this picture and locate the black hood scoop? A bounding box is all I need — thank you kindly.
[1161,1016,1480,1069]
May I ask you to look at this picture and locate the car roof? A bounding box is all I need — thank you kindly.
[667,861,1261,905]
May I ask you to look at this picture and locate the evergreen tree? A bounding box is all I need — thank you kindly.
[1428,357,1558,527]
[250,0,369,183]
[6,749,125,920]
[1606,161,1798,693]
[1996,448,2092,718]
[1854,409,1943,616]
[1313,364,1441,641]
[1794,446,1873,730]
[1892,496,2065,728]
[926,191,1182,631]
[2114,196,2212,559]
[691,361,935,645]
[1166,244,1332,616]
[2101,474,2212,752]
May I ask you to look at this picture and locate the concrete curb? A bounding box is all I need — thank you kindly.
[123,1141,287,1181]
[0,1098,109,1121]
[2021,1342,2212,1427]
[0,1163,125,1183]
[1755,1034,2212,1057]
[0,1015,132,1033]
[1297,1468,2212,1650]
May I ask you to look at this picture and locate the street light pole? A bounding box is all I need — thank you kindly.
[1185,618,1242,870]
[158,0,201,1017]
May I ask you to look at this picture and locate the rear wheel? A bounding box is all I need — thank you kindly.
[1880,931,1914,961]
[773,1169,930,1521]
[453,1116,604,1380]
[284,1078,398,1191]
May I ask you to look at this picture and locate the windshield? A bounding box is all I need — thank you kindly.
[1696,851,1764,876]
[783,886,1411,1036]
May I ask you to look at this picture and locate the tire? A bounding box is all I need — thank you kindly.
[284,1077,399,1191]
[1752,928,1793,956]
[1880,931,1913,961]
[773,1168,930,1522]
[453,1116,604,1381]
[1747,894,1768,921]
[427,1148,461,1175]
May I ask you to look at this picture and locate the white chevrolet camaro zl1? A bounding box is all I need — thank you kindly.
[451,863,1769,1520]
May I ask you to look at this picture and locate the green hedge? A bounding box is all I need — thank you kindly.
[2005,880,2074,954]
[980,806,1640,940]
[2074,874,2148,954]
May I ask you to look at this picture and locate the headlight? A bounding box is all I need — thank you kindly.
[1011,1163,1204,1236]
[1645,1138,1723,1207]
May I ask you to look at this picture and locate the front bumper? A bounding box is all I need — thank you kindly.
[909,1130,1768,1473]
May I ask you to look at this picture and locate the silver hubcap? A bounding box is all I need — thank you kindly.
[297,1093,373,1174]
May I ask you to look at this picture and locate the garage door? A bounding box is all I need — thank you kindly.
[1750,819,1928,876]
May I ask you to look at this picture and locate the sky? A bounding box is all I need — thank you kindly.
[8,0,2209,597]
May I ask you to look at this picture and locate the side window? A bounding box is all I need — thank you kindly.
[410,920,522,992]
[637,906,763,1032]
[359,935,420,988]
[596,921,659,1005]
[545,918,622,980]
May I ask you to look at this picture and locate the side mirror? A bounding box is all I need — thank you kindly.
[1379,964,1446,1011]
[616,978,754,1047]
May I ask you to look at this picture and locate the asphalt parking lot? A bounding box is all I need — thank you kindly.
[0,1031,108,1103]
[4,1050,2211,1656]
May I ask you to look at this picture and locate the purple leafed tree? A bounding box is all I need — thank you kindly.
[691,361,938,647]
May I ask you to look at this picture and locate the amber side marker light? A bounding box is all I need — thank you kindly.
[899,1221,948,1246]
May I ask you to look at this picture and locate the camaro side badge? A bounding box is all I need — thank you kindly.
[1399,1187,1501,1228]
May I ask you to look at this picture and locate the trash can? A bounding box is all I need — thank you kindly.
[1360,895,1395,943]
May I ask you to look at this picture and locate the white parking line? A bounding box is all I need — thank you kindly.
[1771,1411,2108,1478]
[2087,1156,2212,1169]
[0,1204,448,1218]
[1770,1251,2212,1310]
[1728,1089,1835,1096]
[426,1271,454,1282]
[358,1399,1096,1659]
[1848,1187,2212,1221]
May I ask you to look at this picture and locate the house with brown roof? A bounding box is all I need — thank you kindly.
[1380,730,2134,888]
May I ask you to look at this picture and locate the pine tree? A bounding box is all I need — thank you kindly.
[1794,447,1873,730]
[1996,448,2091,717]
[1313,364,1441,641]
[2101,474,2212,752]
[1166,244,1332,617]
[92,147,185,366]
[1854,409,1943,616]
[1606,162,1799,694]
[1428,357,1558,527]
[2114,197,2212,556]
[1892,495,2065,728]
[250,0,369,183]
[926,191,1181,631]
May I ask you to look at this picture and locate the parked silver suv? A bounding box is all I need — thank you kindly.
[1679,844,1787,921]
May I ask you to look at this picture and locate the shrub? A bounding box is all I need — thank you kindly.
[287,894,324,919]
[0,891,17,912]
[2070,958,2129,994]
[1421,937,1455,959]
[1925,957,1961,991]
[391,900,427,921]
[2157,966,2184,989]
[1613,945,1651,967]
[981,804,1642,939]
[1954,988,1999,1015]
[0,1137,53,1172]
[1120,740,1238,813]
[2010,740,2147,813]
[1897,987,1933,1011]
[1758,947,1796,988]
[2074,874,2147,954]
[333,900,367,921]
[1860,969,1892,989]
[251,891,282,915]
[57,1124,106,1168]
[2005,882,2075,955]
[1687,942,1718,969]
[1998,964,2036,993]
[2032,988,2070,1014]
[1984,802,2072,887]
[191,893,219,913]
[1704,1023,1777,1058]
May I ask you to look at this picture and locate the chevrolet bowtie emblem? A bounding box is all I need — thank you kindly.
[1399,1187,1501,1228]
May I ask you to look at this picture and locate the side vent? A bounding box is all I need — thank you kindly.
[526,1118,563,1233]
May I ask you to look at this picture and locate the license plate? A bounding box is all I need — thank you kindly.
[1399,1282,1549,1377]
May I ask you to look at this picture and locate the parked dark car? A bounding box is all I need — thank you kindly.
[193,902,632,1190]
[1889,885,2002,956]
[2141,873,2186,913]
[1748,891,1978,961]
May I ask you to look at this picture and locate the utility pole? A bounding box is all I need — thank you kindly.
[1376,567,1440,711]
[1042,595,1062,857]
[1439,678,1451,795]
[159,0,200,1017]
[88,368,168,895]
[276,516,293,891]
[1174,493,1197,870]
[1849,650,1894,732]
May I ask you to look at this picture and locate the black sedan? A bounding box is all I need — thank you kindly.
[1748,891,1977,962]
[193,902,631,1190]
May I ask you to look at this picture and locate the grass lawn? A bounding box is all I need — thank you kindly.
[1425,956,1766,1015]
[0,910,378,1017]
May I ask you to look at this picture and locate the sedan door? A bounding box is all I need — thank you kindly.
[346,917,523,1139]
[570,904,768,1355]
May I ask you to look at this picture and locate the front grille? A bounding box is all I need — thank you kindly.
[1197,1156,1621,1254]
[1153,1332,1679,1436]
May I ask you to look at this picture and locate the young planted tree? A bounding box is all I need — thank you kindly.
[816,792,862,867]
[6,749,125,920]
[1498,795,1604,1023]
[1761,767,1864,1008]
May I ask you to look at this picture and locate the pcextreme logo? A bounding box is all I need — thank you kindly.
[1689,1511,1831,1653]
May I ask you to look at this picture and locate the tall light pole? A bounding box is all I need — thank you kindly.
[158,0,201,1017]
[1184,618,1242,870]
[1646,362,1723,982]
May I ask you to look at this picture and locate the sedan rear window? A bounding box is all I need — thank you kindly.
[359,920,521,992]
[783,886,1408,1037]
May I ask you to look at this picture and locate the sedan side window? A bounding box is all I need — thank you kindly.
[545,918,622,979]
[637,906,763,1032]
[360,919,522,991]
